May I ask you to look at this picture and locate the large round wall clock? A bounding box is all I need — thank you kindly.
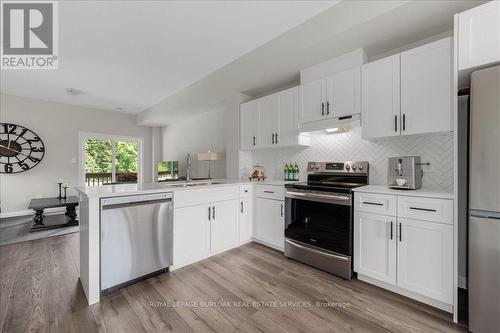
[0,123,45,174]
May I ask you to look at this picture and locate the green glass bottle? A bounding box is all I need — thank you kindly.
[294,163,299,181]
[284,163,289,181]
[288,162,293,181]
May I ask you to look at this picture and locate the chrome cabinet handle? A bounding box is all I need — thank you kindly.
[402,114,406,131]
[240,201,243,213]
[208,206,211,221]
[321,102,325,116]
[409,207,437,212]
[326,101,330,115]
[275,133,279,144]
[280,204,284,217]
[394,115,398,132]
[390,221,393,240]
[399,222,402,242]
[212,206,215,220]
[253,136,256,146]
[263,190,274,194]
[271,133,275,144]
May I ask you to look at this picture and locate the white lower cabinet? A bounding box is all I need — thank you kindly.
[173,185,252,269]
[210,199,240,255]
[397,217,453,304]
[239,198,252,244]
[254,197,284,251]
[354,191,454,309]
[354,212,396,284]
[173,204,211,268]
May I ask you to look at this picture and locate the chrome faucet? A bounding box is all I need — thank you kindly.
[186,153,192,182]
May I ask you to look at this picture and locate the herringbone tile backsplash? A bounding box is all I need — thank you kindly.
[250,127,454,190]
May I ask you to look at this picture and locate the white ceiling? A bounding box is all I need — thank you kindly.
[139,0,485,126]
[0,1,336,114]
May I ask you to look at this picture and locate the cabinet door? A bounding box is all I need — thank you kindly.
[255,198,284,250]
[239,198,252,244]
[354,211,397,284]
[240,100,259,149]
[210,199,240,255]
[326,66,361,118]
[361,54,401,139]
[277,87,298,146]
[458,1,500,70]
[397,218,453,304]
[299,79,327,124]
[401,38,452,135]
[173,204,211,268]
[259,94,280,147]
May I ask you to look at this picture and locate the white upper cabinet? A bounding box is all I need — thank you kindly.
[299,67,361,125]
[240,100,259,149]
[259,94,280,146]
[361,38,452,139]
[458,0,500,71]
[400,38,453,135]
[240,87,308,150]
[361,54,401,139]
[277,87,299,146]
[326,66,361,118]
[299,79,327,123]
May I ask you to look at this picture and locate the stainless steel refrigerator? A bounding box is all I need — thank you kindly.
[468,64,500,333]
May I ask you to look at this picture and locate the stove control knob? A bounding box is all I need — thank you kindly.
[345,164,351,171]
[315,164,320,170]
[352,164,357,171]
[358,164,364,170]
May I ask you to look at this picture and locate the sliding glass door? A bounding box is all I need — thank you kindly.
[81,134,142,186]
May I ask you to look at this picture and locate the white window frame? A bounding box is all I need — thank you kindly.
[78,132,144,186]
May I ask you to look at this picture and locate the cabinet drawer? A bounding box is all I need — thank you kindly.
[255,185,284,201]
[398,196,453,225]
[239,184,253,198]
[174,186,239,208]
[355,192,396,216]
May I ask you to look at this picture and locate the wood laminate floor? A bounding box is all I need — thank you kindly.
[0,233,465,333]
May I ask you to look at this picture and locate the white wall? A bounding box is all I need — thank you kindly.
[161,93,248,180]
[162,108,229,179]
[0,94,153,215]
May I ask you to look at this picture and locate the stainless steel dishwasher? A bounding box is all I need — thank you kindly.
[100,192,173,294]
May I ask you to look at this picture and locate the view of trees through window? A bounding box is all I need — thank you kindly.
[84,139,139,185]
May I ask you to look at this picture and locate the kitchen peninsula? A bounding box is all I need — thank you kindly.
[75,180,286,304]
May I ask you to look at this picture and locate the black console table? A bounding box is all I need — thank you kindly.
[28,196,79,232]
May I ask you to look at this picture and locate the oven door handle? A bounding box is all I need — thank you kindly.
[285,191,351,205]
[285,239,349,262]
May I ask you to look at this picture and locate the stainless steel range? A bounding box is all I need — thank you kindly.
[284,161,369,280]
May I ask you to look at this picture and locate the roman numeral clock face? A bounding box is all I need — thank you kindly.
[0,123,45,174]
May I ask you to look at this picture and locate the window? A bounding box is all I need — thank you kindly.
[79,133,143,186]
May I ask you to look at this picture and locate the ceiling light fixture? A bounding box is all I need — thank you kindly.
[65,88,82,96]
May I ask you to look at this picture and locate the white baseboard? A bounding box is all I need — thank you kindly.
[458,275,467,289]
[0,207,70,219]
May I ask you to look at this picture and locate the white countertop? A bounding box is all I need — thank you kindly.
[74,179,293,198]
[352,185,454,200]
